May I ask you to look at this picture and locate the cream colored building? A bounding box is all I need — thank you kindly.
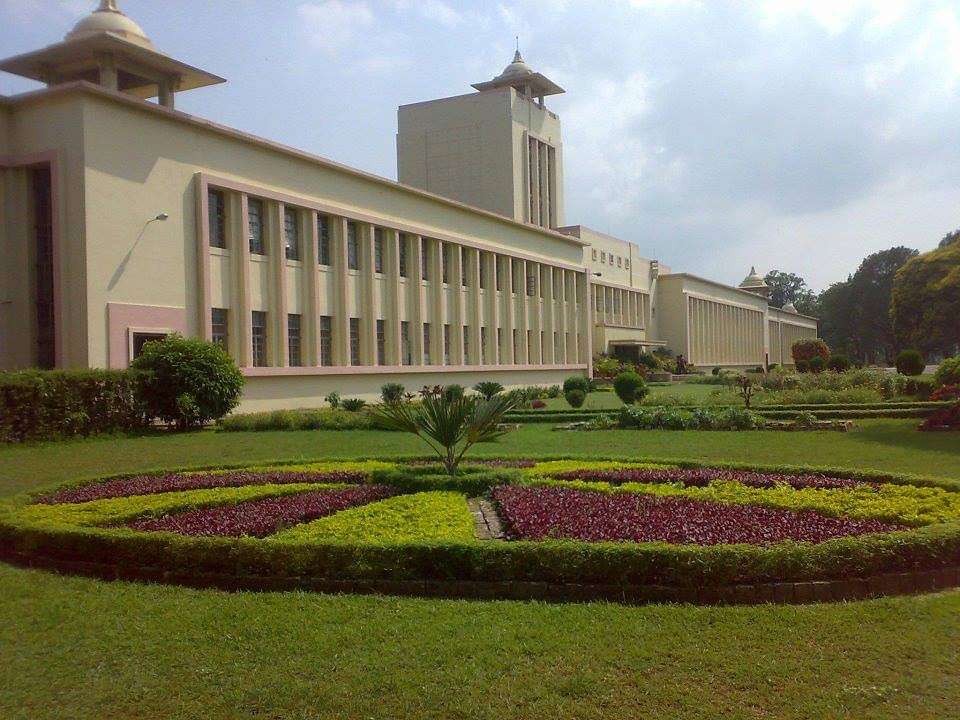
[0,3,817,410]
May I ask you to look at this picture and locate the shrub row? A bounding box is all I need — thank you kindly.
[2,502,958,589]
[217,408,376,432]
[506,406,944,423]
[0,369,148,443]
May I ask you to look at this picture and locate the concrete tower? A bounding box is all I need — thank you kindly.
[397,50,565,229]
[738,266,771,300]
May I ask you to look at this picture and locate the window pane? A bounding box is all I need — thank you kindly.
[251,311,267,367]
[374,228,384,273]
[463,325,469,362]
[248,199,265,255]
[287,313,302,366]
[442,243,449,284]
[208,190,226,248]
[422,323,431,364]
[284,207,300,260]
[398,235,408,277]
[349,317,361,365]
[376,319,386,365]
[401,321,412,365]
[211,308,228,349]
[461,247,468,287]
[347,222,359,270]
[318,216,331,265]
[421,239,429,280]
[319,316,333,366]
[443,323,450,365]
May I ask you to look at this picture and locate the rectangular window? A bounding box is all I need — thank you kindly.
[554,331,561,358]
[211,308,228,349]
[463,325,469,362]
[287,313,302,366]
[526,272,536,297]
[319,316,333,366]
[461,247,468,287]
[617,256,622,268]
[317,215,331,265]
[513,329,521,359]
[443,324,451,365]
[376,319,386,365]
[374,228,384,273]
[284,207,300,260]
[591,249,597,261]
[347,222,360,270]
[208,189,226,249]
[421,239,430,280]
[349,317,361,365]
[497,328,503,363]
[251,311,267,367]
[478,253,486,289]
[480,326,488,364]
[248,198,265,255]
[442,243,450,284]
[495,257,502,291]
[401,321,412,365]
[422,323,432,364]
[527,330,534,361]
[600,251,606,264]
[398,235,408,277]
[625,259,630,270]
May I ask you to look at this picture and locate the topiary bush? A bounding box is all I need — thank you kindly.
[613,371,648,405]
[934,357,960,387]
[827,355,852,373]
[792,339,830,366]
[563,375,591,395]
[565,389,586,408]
[130,335,243,431]
[895,349,925,377]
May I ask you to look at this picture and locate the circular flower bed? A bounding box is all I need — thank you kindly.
[1,459,959,605]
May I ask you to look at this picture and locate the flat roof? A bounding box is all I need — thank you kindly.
[2,81,589,250]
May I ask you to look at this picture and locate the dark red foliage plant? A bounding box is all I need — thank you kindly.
[492,486,901,546]
[550,468,871,490]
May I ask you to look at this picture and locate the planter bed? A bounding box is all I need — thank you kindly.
[1,459,959,605]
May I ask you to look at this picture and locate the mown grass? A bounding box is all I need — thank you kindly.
[1,420,959,719]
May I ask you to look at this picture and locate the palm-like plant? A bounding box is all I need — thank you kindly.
[369,389,517,475]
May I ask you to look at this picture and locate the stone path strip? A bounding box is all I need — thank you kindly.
[467,498,506,540]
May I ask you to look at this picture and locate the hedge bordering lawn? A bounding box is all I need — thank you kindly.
[1,460,959,605]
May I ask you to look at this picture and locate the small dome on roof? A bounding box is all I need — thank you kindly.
[739,266,767,288]
[66,1,154,49]
[782,302,798,313]
[497,50,533,80]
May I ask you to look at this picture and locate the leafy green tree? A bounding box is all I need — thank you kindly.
[891,241,960,356]
[939,229,960,249]
[763,270,818,315]
[817,246,919,364]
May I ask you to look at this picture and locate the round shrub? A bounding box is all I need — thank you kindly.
[896,349,925,377]
[563,375,591,395]
[130,335,243,430]
[613,371,648,405]
[827,354,852,373]
[934,357,960,387]
[791,339,830,366]
[341,398,367,412]
[380,383,405,405]
[565,389,586,408]
[442,384,465,402]
[808,356,826,374]
[712,366,722,376]
[795,359,810,373]
[324,392,341,409]
[637,353,659,371]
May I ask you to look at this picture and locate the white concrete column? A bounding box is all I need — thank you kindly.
[556,268,567,364]
[466,247,482,365]
[450,243,465,365]
[359,223,376,364]
[270,201,289,367]
[542,265,555,364]
[501,256,515,364]
[235,193,252,366]
[517,260,530,364]
[482,251,499,364]
[409,235,425,365]
[385,229,402,365]
[305,210,321,366]
[428,238,444,363]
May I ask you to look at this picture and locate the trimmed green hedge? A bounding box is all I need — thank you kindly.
[0,369,148,443]
[369,466,522,496]
[1,459,959,590]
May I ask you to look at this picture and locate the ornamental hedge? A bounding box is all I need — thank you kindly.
[1,459,958,598]
[0,369,148,443]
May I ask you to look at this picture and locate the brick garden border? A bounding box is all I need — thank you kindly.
[2,548,956,606]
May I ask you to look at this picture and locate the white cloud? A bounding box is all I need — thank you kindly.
[296,0,375,54]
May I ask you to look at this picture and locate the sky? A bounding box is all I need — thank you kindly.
[3,0,960,291]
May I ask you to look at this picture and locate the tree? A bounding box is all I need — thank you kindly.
[763,270,818,315]
[891,241,960,357]
[816,246,919,364]
[939,229,960,249]
[368,387,517,475]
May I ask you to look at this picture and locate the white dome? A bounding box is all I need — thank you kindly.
[65,1,154,49]
[739,266,767,288]
[498,50,533,80]
[782,302,798,313]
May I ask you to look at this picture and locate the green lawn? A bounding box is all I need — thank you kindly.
[2,421,959,719]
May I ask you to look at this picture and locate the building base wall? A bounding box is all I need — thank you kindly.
[238,367,585,412]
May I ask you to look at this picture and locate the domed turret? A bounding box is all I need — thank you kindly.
[782,302,798,313]
[738,266,770,299]
[497,50,533,80]
[471,47,564,108]
[65,1,154,49]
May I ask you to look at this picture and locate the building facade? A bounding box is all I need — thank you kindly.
[0,3,817,410]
